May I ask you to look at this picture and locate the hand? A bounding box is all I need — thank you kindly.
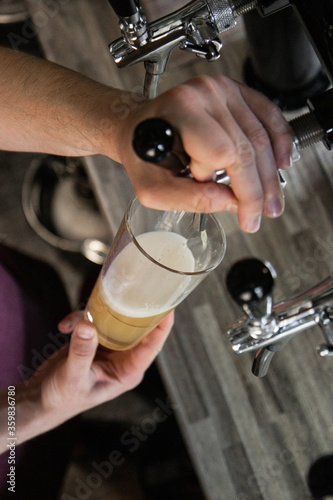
[31,311,174,424]
[0,48,293,233]
[0,311,173,452]
[115,75,293,233]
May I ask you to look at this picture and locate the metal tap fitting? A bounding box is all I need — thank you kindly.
[226,258,333,376]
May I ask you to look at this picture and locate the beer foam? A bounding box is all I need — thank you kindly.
[102,231,195,317]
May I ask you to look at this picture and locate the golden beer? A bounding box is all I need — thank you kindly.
[86,277,172,350]
[85,230,196,350]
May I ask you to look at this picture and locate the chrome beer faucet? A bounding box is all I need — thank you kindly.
[226,259,333,377]
[107,0,256,97]
[107,0,333,98]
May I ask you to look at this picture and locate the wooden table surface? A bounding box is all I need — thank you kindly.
[23,1,333,498]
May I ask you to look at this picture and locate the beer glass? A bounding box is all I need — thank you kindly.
[85,198,226,350]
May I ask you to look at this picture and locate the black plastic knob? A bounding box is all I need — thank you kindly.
[307,454,333,498]
[133,118,175,163]
[133,118,190,175]
[226,258,276,305]
[108,0,138,18]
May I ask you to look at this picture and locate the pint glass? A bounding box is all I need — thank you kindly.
[85,198,226,350]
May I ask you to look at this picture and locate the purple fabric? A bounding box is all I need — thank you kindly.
[0,244,73,499]
[0,262,26,387]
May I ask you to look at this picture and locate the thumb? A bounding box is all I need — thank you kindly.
[66,321,98,379]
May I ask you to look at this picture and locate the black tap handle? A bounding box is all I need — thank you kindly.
[307,455,333,498]
[226,258,276,306]
[108,0,139,18]
[133,118,190,175]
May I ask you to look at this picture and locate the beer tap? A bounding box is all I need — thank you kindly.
[226,258,333,377]
[108,0,240,97]
[107,0,333,99]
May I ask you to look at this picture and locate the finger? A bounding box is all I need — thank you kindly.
[129,312,174,371]
[138,311,175,356]
[180,113,238,182]
[161,78,267,230]
[131,165,238,214]
[198,102,266,232]
[58,310,84,333]
[226,92,285,223]
[239,82,294,170]
[65,320,98,380]
[115,312,175,381]
[228,138,265,233]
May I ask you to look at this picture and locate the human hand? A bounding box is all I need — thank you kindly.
[31,311,174,425]
[115,75,293,233]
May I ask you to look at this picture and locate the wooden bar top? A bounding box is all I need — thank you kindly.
[23,1,333,498]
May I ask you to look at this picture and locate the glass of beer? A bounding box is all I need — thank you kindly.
[85,198,226,350]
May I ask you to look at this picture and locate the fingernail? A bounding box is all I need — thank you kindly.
[265,196,284,218]
[246,215,261,233]
[281,154,292,169]
[77,323,94,340]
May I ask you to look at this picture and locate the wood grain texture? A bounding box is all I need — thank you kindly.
[23,1,333,498]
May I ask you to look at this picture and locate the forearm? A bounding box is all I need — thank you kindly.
[0,383,62,454]
[0,47,137,161]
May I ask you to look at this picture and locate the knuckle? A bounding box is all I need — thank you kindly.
[250,191,264,206]
[135,182,160,208]
[183,75,230,101]
[196,75,220,94]
[266,99,281,115]
[188,74,216,90]
[235,142,255,171]
[215,74,236,92]
[193,193,213,213]
[163,84,198,112]
[192,183,221,213]
[239,192,264,213]
[71,346,91,359]
[136,188,153,208]
[248,126,270,152]
[269,103,291,134]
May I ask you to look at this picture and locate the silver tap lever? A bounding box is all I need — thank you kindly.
[226,258,333,376]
